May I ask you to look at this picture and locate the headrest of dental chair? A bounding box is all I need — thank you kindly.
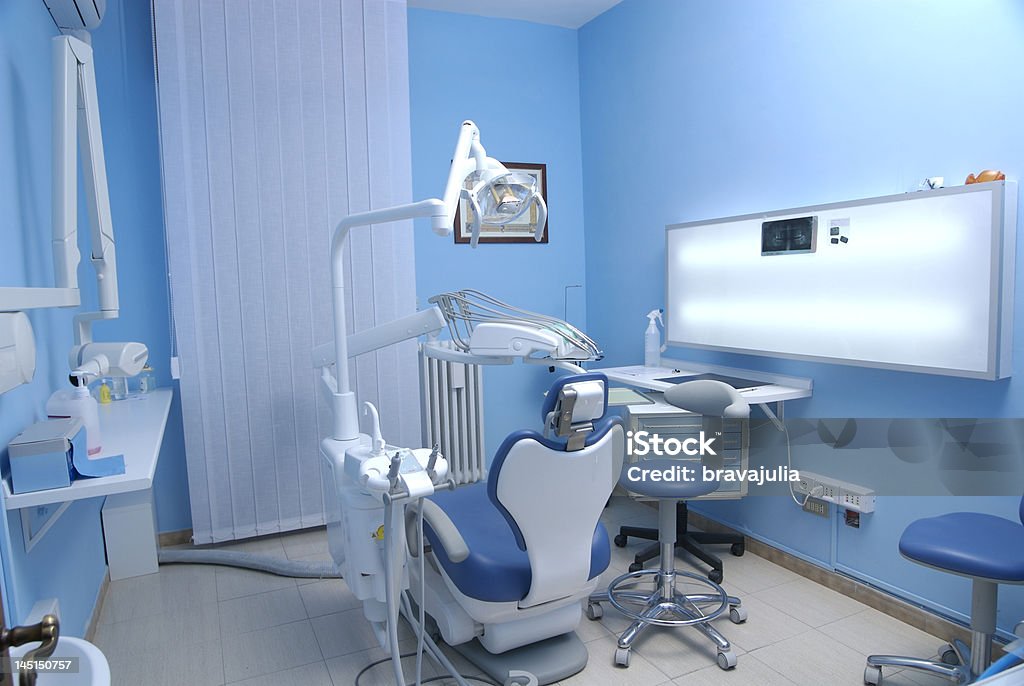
[541,373,609,450]
[664,379,750,419]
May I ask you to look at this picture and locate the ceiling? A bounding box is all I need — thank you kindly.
[407,0,623,29]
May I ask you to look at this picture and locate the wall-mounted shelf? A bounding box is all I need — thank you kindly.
[2,389,173,511]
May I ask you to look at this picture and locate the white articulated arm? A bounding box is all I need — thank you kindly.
[74,38,118,314]
[328,199,447,441]
[441,121,479,231]
[52,35,80,293]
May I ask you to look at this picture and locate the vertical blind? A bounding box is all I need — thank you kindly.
[152,0,420,543]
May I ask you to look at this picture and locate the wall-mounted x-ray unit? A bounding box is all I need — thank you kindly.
[666,181,1017,379]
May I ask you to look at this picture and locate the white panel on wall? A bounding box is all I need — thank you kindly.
[666,182,1016,380]
[153,0,419,543]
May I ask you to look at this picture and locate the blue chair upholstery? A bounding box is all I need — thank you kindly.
[900,512,1024,582]
[423,372,619,604]
[424,484,611,602]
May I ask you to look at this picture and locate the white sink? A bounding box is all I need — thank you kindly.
[8,636,110,685]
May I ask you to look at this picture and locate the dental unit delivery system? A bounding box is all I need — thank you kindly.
[319,121,557,686]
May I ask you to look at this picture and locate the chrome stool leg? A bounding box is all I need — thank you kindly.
[588,500,745,671]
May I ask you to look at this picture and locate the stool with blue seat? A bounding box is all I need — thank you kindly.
[865,497,1024,685]
[410,373,624,685]
[587,379,749,671]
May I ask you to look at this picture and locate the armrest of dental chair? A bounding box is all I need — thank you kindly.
[407,499,469,562]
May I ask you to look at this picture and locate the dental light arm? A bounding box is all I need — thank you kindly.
[326,121,546,441]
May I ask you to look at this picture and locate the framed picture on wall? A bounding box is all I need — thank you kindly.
[454,162,549,244]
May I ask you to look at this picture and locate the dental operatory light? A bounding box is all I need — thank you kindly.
[463,168,546,245]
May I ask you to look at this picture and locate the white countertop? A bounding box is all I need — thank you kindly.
[594,359,812,405]
[3,388,174,510]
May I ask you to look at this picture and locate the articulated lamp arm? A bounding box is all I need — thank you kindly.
[325,120,507,441]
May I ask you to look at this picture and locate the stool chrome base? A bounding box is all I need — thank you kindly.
[587,567,746,671]
[865,640,972,685]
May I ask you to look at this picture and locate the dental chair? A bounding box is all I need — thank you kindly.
[865,496,1024,685]
[410,373,624,685]
[588,380,749,671]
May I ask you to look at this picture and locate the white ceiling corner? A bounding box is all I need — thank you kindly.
[406,0,623,29]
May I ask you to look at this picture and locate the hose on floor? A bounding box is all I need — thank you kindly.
[157,548,341,578]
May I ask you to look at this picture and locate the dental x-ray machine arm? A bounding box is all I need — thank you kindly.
[0,29,146,393]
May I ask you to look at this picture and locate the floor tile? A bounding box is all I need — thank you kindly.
[311,607,408,660]
[717,551,801,595]
[220,586,308,635]
[99,564,217,625]
[325,641,440,686]
[715,595,811,653]
[672,653,797,685]
[281,527,330,560]
[558,634,670,686]
[298,578,362,618]
[93,601,220,664]
[750,629,871,686]
[820,608,944,662]
[226,659,333,685]
[216,566,297,601]
[755,577,866,628]
[221,619,323,683]
[107,639,224,686]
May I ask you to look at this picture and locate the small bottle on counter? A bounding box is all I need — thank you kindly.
[138,366,156,394]
[111,376,128,401]
[98,379,112,404]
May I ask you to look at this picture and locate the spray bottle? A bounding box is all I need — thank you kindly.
[645,309,666,367]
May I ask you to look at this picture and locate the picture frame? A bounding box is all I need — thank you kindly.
[453,161,549,244]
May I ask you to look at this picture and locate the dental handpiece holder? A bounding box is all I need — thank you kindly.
[334,403,450,652]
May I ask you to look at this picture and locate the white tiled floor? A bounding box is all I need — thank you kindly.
[94,497,951,685]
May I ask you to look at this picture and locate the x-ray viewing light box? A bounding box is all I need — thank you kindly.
[665,181,1017,379]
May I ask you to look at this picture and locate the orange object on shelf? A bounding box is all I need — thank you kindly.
[965,169,1006,184]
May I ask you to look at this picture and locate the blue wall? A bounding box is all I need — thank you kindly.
[578,0,1024,635]
[579,0,1024,418]
[0,0,184,635]
[408,9,589,449]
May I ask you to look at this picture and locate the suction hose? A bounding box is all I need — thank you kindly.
[157,548,341,578]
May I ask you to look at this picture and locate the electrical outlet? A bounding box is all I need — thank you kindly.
[803,497,830,518]
[793,471,875,513]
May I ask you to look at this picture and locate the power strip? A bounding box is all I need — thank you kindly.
[793,471,875,513]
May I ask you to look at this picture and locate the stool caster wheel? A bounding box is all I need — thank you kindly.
[586,602,603,620]
[938,643,959,665]
[628,562,643,573]
[708,568,723,584]
[614,647,630,667]
[730,542,745,557]
[863,665,882,685]
[716,650,737,670]
[614,534,628,548]
[729,605,747,624]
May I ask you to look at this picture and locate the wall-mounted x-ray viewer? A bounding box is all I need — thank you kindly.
[666,181,1017,379]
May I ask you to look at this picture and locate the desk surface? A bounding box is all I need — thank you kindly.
[595,359,812,405]
[2,388,174,510]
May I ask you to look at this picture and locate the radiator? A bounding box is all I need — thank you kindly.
[420,343,487,485]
